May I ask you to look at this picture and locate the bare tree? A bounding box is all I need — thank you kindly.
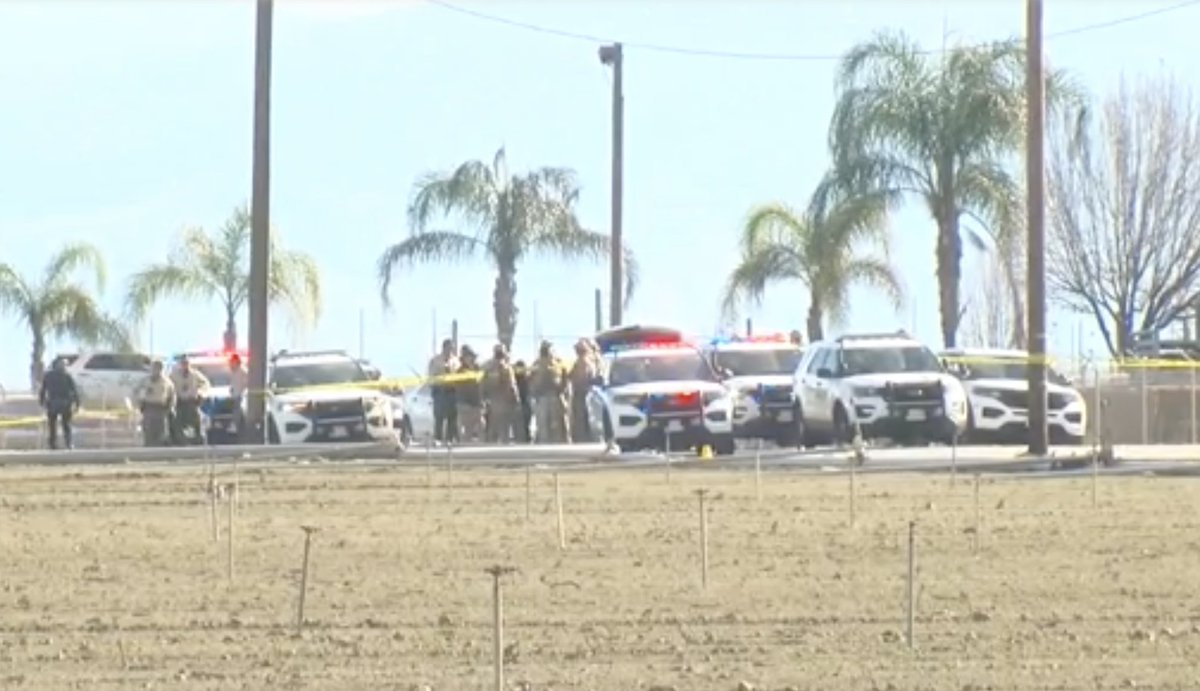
[1047,74,1200,355]
[962,249,1023,349]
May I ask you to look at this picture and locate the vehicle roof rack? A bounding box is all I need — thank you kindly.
[271,349,349,361]
[835,329,911,343]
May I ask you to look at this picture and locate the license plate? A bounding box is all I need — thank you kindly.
[330,426,347,438]
[667,420,684,432]
[776,410,793,422]
[907,410,927,421]
[227,423,237,433]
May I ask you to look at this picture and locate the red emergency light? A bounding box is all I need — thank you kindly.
[675,391,700,405]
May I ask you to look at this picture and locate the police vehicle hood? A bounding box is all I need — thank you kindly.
[273,386,388,404]
[846,371,964,393]
[609,380,728,396]
[962,377,1079,397]
[725,374,793,391]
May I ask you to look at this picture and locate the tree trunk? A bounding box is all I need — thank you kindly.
[936,212,964,348]
[493,265,519,350]
[223,308,238,352]
[29,332,45,393]
[805,300,824,343]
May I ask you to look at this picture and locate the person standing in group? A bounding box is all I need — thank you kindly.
[136,360,176,447]
[512,359,533,442]
[170,355,211,445]
[427,338,460,445]
[228,353,249,442]
[38,356,80,450]
[481,343,520,443]
[568,339,600,443]
[529,340,571,443]
[456,344,484,443]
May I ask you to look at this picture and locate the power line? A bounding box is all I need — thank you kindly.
[423,0,1200,62]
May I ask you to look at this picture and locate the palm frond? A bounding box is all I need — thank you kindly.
[43,242,107,293]
[0,263,33,321]
[125,264,217,323]
[377,231,485,307]
[269,248,323,328]
[740,203,809,254]
[41,286,132,350]
[408,160,498,235]
[719,243,805,320]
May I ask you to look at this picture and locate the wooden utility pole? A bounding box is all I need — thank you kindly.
[599,43,624,327]
[1025,0,1049,456]
[247,0,274,443]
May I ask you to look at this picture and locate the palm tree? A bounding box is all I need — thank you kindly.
[721,179,903,342]
[378,147,636,348]
[0,243,131,390]
[829,31,1074,347]
[125,204,322,351]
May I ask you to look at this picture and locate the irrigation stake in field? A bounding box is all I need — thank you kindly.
[486,565,517,691]
[906,521,916,649]
[425,435,433,488]
[1091,448,1099,508]
[524,465,532,521]
[296,525,319,630]
[972,474,981,555]
[950,429,959,487]
[232,460,241,510]
[695,489,710,589]
[445,442,455,493]
[553,472,566,551]
[754,439,763,502]
[664,434,672,484]
[208,464,218,542]
[225,483,236,582]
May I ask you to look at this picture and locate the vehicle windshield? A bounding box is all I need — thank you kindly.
[714,348,803,376]
[191,363,231,387]
[840,346,942,376]
[953,358,1071,386]
[609,351,718,386]
[271,360,368,389]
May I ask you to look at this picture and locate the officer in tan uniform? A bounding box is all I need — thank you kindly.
[426,339,460,444]
[481,343,520,443]
[136,360,176,447]
[456,345,484,442]
[529,340,571,443]
[568,339,600,443]
[170,355,212,445]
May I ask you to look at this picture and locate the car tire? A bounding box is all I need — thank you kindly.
[616,440,638,454]
[832,405,853,446]
[713,434,737,456]
[267,416,280,445]
[793,403,812,449]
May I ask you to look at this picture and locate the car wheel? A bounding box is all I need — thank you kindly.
[832,405,853,446]
[616,440,638,454]
[267,416,280,444]
[713,434,737,456]
[793,403,811,449]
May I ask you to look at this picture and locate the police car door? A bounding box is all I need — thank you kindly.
[802,347,835,428]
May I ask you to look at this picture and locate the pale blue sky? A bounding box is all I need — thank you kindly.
[1,0,1197,389]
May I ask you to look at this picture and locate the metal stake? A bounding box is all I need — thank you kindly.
[226,483,236,582]
[906,521,916,649]
[486,566,516,691]
[754,438,763,503]
[553,473,566,551]
[296,526,318,630]
[525,465,532,521]
[972,474,981,555]
[695,489,710,589]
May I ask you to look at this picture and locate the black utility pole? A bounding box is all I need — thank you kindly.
[1025,0,1049,455]
[247,0,274,444]
[599,43,624,328]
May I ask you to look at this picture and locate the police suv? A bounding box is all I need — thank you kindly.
[590,325,738,455]
[705,334,804,445]
[267,350,400,445]
[792,331,969,446]
[940,348,1087,445]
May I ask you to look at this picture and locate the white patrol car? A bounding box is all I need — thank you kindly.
[589,325,737,455]
[267,350,399,445]
[58,351,152,408]
[705,334,805,445]
[175,350,247,445]
[792,331,969,447]
[940,348,1087,445]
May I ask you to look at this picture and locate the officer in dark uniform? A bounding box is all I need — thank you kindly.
[512,359,533,443]
[38,357,80,450]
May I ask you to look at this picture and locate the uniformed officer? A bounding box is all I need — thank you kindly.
[136,360,176,447]
[427,339,460,444]
[38,357,80,450]
[170,355,211,445]
[456,345,484,442]
[228,353,249,440]
[529,340,571,443]
[481,343,520,443]
[512,359,532,443]
[568,339,600,443]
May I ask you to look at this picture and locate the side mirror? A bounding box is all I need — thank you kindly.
[816,367,834,379]
[590,375,605,387]
[369,370,382,381]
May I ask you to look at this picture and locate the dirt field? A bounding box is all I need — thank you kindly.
[1,463,1198,690]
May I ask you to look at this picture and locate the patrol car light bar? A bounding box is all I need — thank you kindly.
[604,339,693,353]
[835,329,910,343]
[709,333,791,345]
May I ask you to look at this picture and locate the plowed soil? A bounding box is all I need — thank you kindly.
[1,462,1197,690]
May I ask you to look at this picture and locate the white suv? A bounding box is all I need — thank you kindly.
[940,348,1087,445]
[60,351,152,408]
[791,332,968,446]
[267,350,400,445]
[705,335,804,445]
[589,326,737,455]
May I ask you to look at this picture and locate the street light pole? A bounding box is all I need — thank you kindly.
[1025,0,1049,456]
[599,42,624,328]
[247,0,274,444]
